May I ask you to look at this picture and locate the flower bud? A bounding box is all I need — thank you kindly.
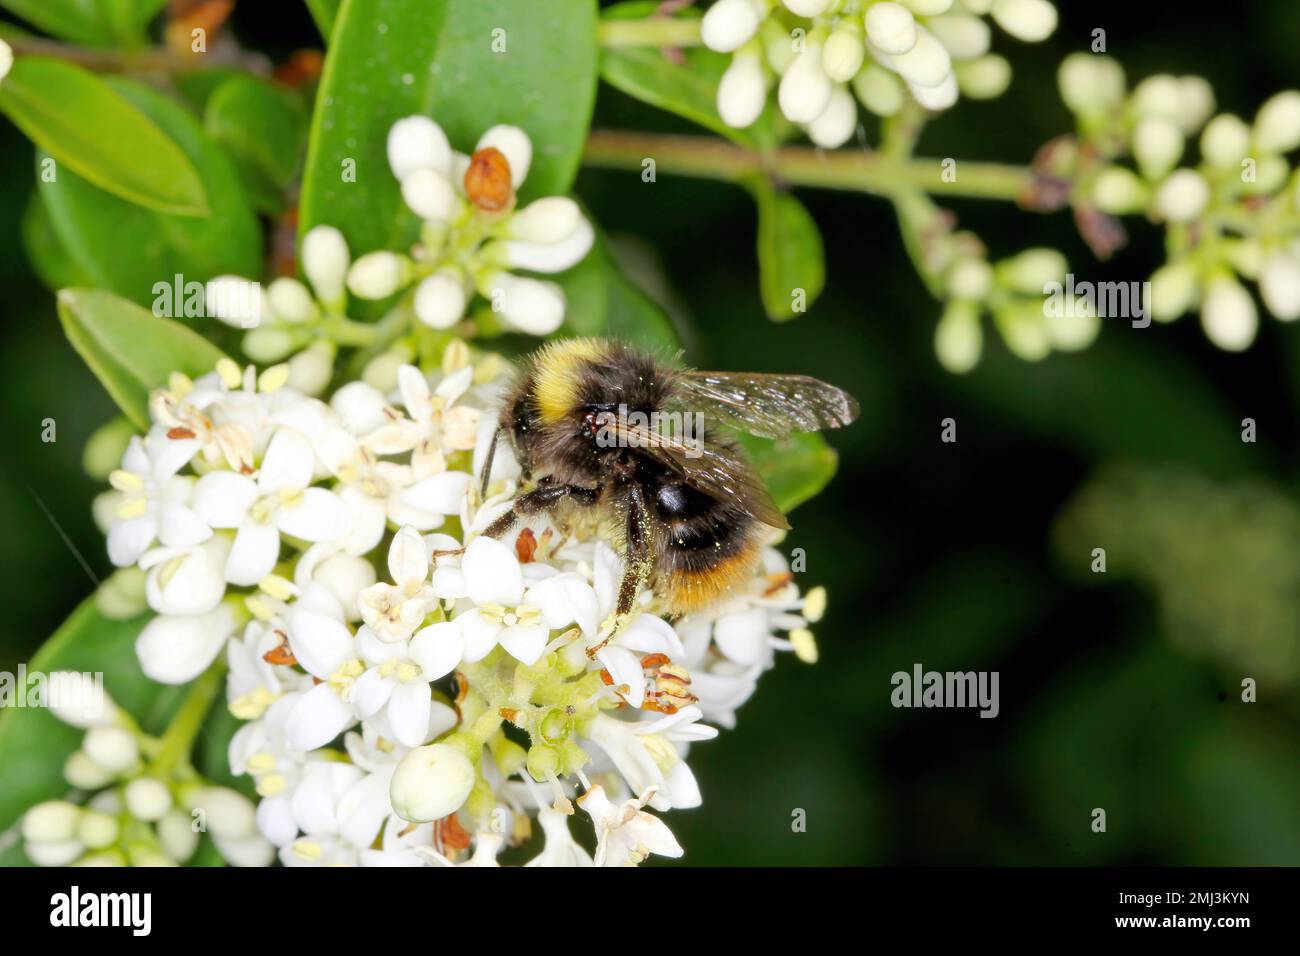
[23,801,81,844]
[718,53,767,128]
[1149,261,1199,322]
[1044,297,1100,352]
[1254,91,1300,153]
[204,275,264,328]
[1154,169,1210,223]
[994,303,1050,361]
[125,778,172,822]
[990,0,1056,42]
[700,0,763,53]
[311,552,377,621]
[1200,114,1251,169]
[999,248,1067,295]
[302,225,350,304]
[910,73,958,111]
[1176,76,1215,133]
[213,832,275,867]
[485,272,566,335]
[1090,167,1149,215]
[962,0,993,11]
[362,348,410,393]
[864,3,917,57]
[903,0,954,12]
[1244,155,1289,196]
[413,269,468,331]
[390,742,476,823]
[852,64,905,116]
[929,15,990,60]
[946,258,994,301]
[135,602,236,684]
[28,841,85,867]
[779,47,833,124]
[806,86,857,148]
[77,810,119,850]
[158,809,200,863]
[266,277,317,324]
[934,300,983,373]
[1057,54,1125,116]
[65,750,115,789]
[510,197,583,244]
[402,167,459,222]
[1201,276,1258,351]
[1132,74,1184,121]
[954,55,1010,100]
[83,726,139,774]
[1260,252,1300,321]
[783,0,831,15]
[892,31,951,89]
[191,786,256,838]
[822,27,865,83]
[346,251,410,300]
[286,341,335,396]
[1132,118,1184,180]
[83,418,134,482]
[387,115,452,180]
[47,671,117,728]
[0,39,12,82]
[96,566,148,620]
[242,327,296,364]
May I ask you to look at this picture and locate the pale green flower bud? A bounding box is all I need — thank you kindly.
[822,27,865,83]
[1254,91,1300,153]
[718,53,767,128]
[1090,167,1149,215]
[82,417,134,481]
[77,810,119,850]
[286,341,336,397]
[954,55,1010,100]
[946,258,994,301]
[83,726,139,774]
[1201,275,1258,351]
[864,3,917,56]
[1133,118,1184,180]
[1154,169,1210,223]
[266,277,318,324]
[852,65,905,116]
[928,15,990,60]
[1057,54,1125,116]
[23,801,81,844]
[990,0,1057,42]
[158,809,200,864]
[0,39,12,82]
[242,327,296,364]
[390,743,476,823]
[806,86,858,148]
[994,303,1051,361]
[998,248,1067,295]
[700,0,763,54]
[1132,74,1184,121]
[1259,252,1300,321]
[65,749,115,789]
[934,300,983,373]
[1149,261,1199,322]
[125,777,172,822]
[1176,76,1215,133]
[302,225,350,305]
[1200,114,1251,169]
[346,251,411,300]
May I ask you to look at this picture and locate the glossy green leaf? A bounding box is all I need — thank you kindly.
[0,597,180,843]
[600,2,781,150]
[57,288,229,430]
[299,0,598,255]
[205,75,308,212]
[0,58,208,216]
[39,77,262,305]
[0,1,114,46]
[750,176,825,321]
[20,193,92,292]
[737,431,838,515]
[305,0,341,38]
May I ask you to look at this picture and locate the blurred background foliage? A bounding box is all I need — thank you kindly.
[2,0,1299,865]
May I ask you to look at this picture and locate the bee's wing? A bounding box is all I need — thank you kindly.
[604,417,791,531]
[674,371,860,439]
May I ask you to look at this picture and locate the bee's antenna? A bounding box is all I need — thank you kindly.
[479,426,503,500]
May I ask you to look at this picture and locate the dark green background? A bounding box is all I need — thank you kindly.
[3,0,1299,864]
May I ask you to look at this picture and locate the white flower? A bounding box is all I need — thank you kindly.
[446,537,556,665]
[139,535,231,616]
[192,428,349,587]
[136,603,237,683]
[578,784,683,867]
[284,595,362,750]
[526,807,593,867]
[356,525,437,643]
[106,430,207,567]
[352,623,462,747]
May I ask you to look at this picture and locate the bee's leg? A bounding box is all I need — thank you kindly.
[479,481,600,541]
[592,485,653,654]
[478,426,503,501]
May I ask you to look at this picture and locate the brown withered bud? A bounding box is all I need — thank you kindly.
[464,147,513,212]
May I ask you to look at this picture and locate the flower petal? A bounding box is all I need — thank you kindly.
[276,488,349,541]
[402,471,472,516]
[287,608,354,679]
[388,682,433,748]
[462,536,523,606]
[499,623,548,666]
[259,429,315,492]
[409,621,465,681]
[286,683,356,752]
[192,471,259,529]
[226,520,281,586]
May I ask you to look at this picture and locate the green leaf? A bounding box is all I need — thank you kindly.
[299,0,599,256]
[58,288,229,430]
[0,58,209,216]
[737,431,838,514]
[0,1,114,46]
[21,193,92,292]
[205,75,308,213]
[599,2,781,150]
[305,0,341,39]
[0,597,180,839]
[749,176,825,321]
[39,77,263,305]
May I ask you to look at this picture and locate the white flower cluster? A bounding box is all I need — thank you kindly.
[20,674,268,867]
[205,118,594,378]
[95,347,825,866]
[702,0,1056,146]
[1061,55,1300,351]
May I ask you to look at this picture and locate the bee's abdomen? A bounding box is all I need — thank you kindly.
[653,481,761,614]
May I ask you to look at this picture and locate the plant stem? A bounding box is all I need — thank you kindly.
[597,17,703,49]
[5,36,270,75]
[583,129,1036,203]
[148,655,227,777]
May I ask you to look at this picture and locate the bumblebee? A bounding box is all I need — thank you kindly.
[478,338,858,631]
